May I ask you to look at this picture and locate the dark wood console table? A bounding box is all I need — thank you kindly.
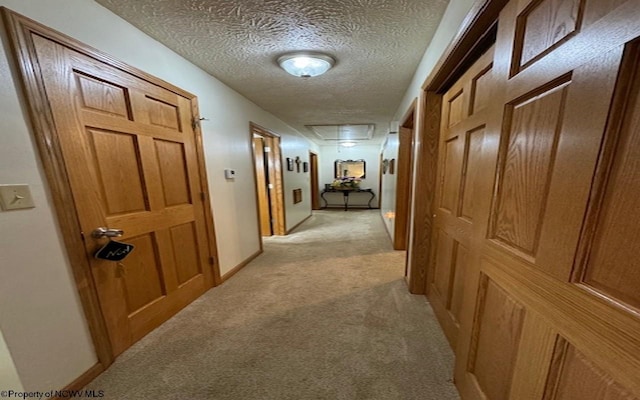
[321,188,376,211]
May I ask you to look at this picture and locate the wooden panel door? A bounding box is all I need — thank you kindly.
[428,47,495,349]
[32,34,214,356]
[446,1,640,399]
[253,136,273,236]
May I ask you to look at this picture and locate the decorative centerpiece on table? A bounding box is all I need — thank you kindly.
[331,176,361,190]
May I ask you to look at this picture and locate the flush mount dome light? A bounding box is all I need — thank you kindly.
[277,52,335,78]
[340,141,357,147]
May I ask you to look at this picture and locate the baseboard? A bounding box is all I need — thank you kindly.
[50,363,104,400]
[286,214,311,234]
[220,249,262,283]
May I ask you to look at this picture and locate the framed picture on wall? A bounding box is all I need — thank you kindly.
[303,162,309,172]
[286,157,294,171]
[389,159,396,174]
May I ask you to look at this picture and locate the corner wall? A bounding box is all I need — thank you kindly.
[0,0,313,392]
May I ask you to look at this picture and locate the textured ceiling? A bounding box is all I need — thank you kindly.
[95,0,450,144]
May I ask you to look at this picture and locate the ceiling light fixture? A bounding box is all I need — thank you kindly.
[340,141,357,148]
[277,52,335,78]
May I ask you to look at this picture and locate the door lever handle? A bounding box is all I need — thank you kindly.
[91,227,124,239]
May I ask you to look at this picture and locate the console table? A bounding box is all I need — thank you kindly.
[321,188,376,211]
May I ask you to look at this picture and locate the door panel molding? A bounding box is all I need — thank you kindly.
[2,7,220,368]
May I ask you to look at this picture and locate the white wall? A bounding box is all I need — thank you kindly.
[281,138,319,230]
[318,145,381,208]
[0,328,23,392]
[380,0,477,246]
[0,0,314,392]
[380,135,400,236]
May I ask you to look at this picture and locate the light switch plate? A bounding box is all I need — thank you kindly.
[224,169,236,179]
[0,184,35,210]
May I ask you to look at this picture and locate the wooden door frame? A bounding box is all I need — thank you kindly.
[249,123,286,237]
[406,0,507,294]
[393,100,417,251]
[309,151,320,210]
[1,8,221,373]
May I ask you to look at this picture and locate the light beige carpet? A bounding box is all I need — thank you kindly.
[85,210,459,399]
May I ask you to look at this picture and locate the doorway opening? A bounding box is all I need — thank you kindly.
[309,151,320,210]
[250,123,286,238]
[3,9,220,370]
[394,101,416,251]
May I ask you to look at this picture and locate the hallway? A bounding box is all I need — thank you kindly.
[85,210,459,399]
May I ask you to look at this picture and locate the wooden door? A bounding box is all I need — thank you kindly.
[428,47,495,349]
[439,1,640,399]
[253,136,273,236]
[394,126,415,250]
[310,152,320,210]
[250,124,286,235]
[32,35,214,356]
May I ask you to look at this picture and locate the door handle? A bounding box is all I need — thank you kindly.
[91,227,124,239]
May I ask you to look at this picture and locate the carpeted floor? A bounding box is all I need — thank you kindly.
[85,210,459,399]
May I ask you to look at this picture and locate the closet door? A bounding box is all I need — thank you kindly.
[446,1,640,399]
[428,47,495,349]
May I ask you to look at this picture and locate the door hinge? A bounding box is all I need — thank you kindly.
[200,192,206,201]
[208,256,215,265]
[264,146,271,153]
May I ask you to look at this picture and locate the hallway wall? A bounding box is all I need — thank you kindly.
[0,0,314,392]
[318,145,381,208]
[380,0,476,243]
[380,135,400,237]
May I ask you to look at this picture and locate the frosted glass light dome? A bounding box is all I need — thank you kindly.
[277,52,335,78]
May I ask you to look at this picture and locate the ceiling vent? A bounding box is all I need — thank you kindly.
[306,124,375,143]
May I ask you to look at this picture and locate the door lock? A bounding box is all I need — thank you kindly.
[91,227,124,239]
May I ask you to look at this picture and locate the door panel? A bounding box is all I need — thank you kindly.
[467,274,525,400]
[121,233,165,313]
[490,78,570,257]
[458,126,485,221]
[515,0,584,70]
[545,339,638,400]
[88,129,148,215]
[443,0,640,399]
[170,222,203,284]
[155,139,192,207]
[576,47,640,310]
[440,136,463,213]
[32,34,213,356]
